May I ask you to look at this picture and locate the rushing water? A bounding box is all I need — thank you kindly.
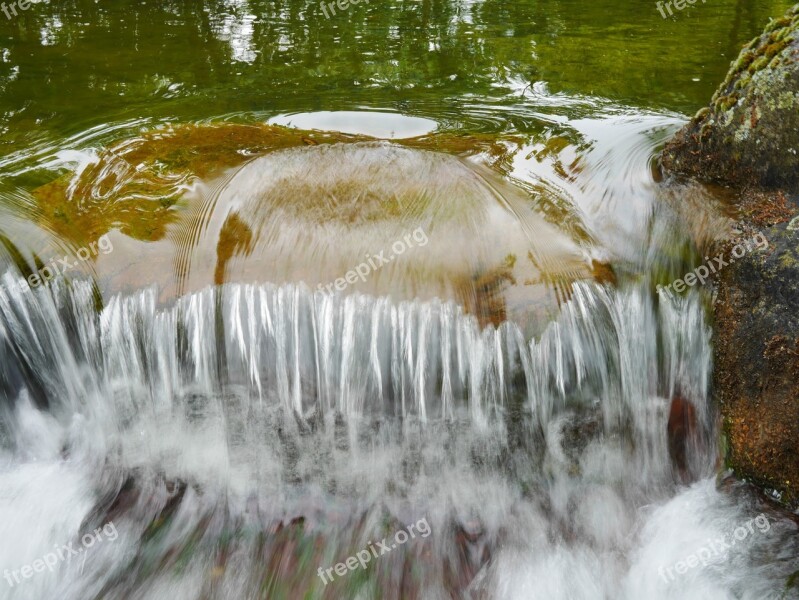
[1,0,799,599]
[1,265,797,599]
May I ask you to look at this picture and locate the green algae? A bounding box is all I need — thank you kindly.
[693,106,711,122]
[716,94,740,113]
[28,122,521,253]
[709,11,796,119]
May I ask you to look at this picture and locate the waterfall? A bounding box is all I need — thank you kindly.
[7,272,789,600]
[0,275,711,455]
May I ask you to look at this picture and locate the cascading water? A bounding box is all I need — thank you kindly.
[1,261,796,598]
[5,0,799,597]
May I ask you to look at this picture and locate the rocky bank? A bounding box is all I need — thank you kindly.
[661,4,799,508]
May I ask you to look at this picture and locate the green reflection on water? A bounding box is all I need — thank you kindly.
[0,0,792,156]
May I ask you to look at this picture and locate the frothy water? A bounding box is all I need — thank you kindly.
[0,270,796,599]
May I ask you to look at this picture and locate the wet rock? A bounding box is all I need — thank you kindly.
[661,5,799,508]
[442,520,491,595]
[666,394,698,483]
[714,222,799,508]
[558,409,603,470]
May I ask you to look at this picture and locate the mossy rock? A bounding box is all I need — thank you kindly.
[661,4,799,190]
[662,5,799,510]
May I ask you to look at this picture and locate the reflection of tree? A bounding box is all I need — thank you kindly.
[0,0,510,153]
[0,0,792,160]
[726,0,758,61]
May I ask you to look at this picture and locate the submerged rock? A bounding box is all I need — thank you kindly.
[24,122,600,331]
[661,5,799,508]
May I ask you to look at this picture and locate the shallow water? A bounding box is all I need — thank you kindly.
[0,0,798,599]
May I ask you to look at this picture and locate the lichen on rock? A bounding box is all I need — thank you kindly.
[662,4,799,190]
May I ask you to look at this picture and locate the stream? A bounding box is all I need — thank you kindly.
[0,0,798,598]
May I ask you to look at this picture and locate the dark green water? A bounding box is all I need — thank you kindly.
[0,0,792,162]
